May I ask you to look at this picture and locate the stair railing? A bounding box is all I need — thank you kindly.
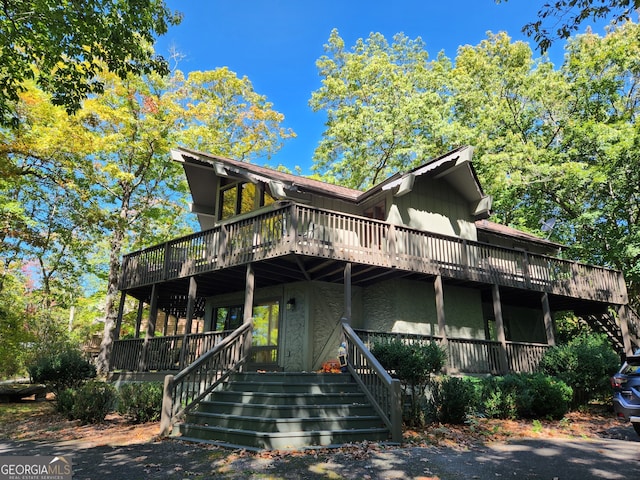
[341,320,402,443]
[160,321,253,436]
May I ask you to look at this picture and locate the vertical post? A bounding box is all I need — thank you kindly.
[140,283,159,371]
[434,275,448,372]
[243,263,255,367]
[159,374,175,437]
[492,284,509,374]
[617,304,633,357]
[541,292,556,347]
[179,277,198,369]
[113,291,127,341]
[344,263,352,323]
[134,300,144,339]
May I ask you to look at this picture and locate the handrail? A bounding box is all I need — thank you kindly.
[341,321,402,443]
[120,202,627,306]
[159,321,253,436]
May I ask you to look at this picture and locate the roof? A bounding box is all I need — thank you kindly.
[172,144,483,204]
[173,147,362,202]
[475,219,563,249]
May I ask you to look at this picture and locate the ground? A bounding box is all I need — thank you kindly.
[1,396,638,479]
[0,394,627,449]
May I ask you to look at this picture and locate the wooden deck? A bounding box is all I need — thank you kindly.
[119,203,627,305]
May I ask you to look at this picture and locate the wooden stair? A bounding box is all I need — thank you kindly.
[175,372,390,450]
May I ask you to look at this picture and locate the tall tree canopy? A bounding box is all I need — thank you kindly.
[311,23,640,305]
[498,0,640,52]
[0,62,295,374]
[0,0,181,126]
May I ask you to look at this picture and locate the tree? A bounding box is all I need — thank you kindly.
[497,0,640,52]
[310,24,640,308]
[309,29,454,189]
[0,0,181,126]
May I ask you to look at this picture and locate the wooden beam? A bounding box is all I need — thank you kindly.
[541,292,556,347]
[434,275,447,343]
[492,284,509,374]
[140,284,159,371]
[134,299,144,339]
[113,291,127,341]
[243,264,255,363]
[344,263,352,323]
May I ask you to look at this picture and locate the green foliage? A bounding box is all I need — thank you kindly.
[55,388,77,420]
[0,0,182,126]
[0,279,32,379]
[429,376,477,424]
[539,332,620,407]
[478,373,572,420]
[373,340,446,425]
[116,382,163,423]
[28,348,96,394]
[69,381,117,424]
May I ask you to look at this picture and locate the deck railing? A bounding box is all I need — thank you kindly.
[342,321,402,443]
[160,321,252,436]
[355,329,551,375]
[120,203,627,305]
[109,330,232,372]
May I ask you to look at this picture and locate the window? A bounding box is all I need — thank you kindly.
[218,181,276,220]
[215,306,243,331]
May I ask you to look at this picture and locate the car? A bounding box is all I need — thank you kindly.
[611,351,640,436]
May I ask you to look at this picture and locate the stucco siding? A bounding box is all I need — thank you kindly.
[443,285,485,339]
[361,279,438,335]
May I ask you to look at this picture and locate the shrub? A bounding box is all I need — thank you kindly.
[28,348,96,394]
[372,340,446,426]
[56,388,77,420]
[539,332,620,407]
[70,381,117,424]
[478,373,572,420]
[429,376,477,424]
[117,382,164,423]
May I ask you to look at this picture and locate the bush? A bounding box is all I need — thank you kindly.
[28,348,96,394]
[539,333,620,407]
[117,382,163,423]
[55,388,77,420]
[478,373,572,420]
[429,376,477,424]
[372,340,446,426]
[70,381,117,424]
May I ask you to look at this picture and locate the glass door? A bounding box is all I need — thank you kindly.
[251,300,280,365]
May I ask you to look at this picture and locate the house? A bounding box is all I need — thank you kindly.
[108,145,638,449]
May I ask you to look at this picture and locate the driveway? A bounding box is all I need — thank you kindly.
[1,426,639,480]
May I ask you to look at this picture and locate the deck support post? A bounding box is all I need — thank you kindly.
[134,299,144,338]
[243,263,255,368]
[140,283,159,371]
[434,275,448,370]
[492,284,509,374]
[179,277,198,370]
[113,291,126,341]
[541,292,556,347]
[344,263,352,323]
[617,305,633,357]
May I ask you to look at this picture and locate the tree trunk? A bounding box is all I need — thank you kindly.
[96,227,125,374]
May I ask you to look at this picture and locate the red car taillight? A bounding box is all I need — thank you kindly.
[611,376,627,388]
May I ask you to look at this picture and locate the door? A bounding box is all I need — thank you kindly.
[251,300,280,366]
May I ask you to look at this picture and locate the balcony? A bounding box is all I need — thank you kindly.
[120,203,627,306]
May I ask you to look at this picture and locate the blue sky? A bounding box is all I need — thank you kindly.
[154,1,608,174]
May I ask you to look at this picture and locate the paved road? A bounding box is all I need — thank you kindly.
[1,427,639,479]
